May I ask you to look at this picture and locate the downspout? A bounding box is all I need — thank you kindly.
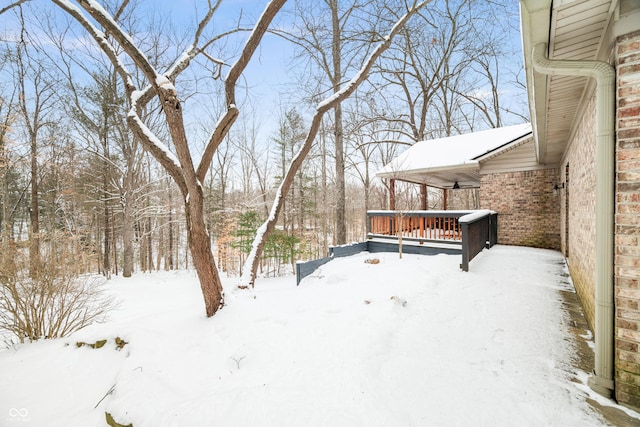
[532,43,615,397]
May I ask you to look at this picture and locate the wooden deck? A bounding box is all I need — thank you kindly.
[296,210,498,284]
[367,210,498,271]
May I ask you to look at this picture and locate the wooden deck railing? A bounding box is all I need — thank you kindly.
[367,210,467,242]
[367,210,498,271]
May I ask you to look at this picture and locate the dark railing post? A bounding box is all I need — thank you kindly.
[461,221,470,272]
[489,213,498,248]
[459,210,495,271]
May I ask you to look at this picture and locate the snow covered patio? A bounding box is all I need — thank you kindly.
[2,246,639,426]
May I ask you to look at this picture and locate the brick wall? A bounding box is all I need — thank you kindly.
[479,169,560,250]
[615,30,640,410]
[562,94,598,331]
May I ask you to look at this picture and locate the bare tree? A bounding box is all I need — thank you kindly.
[0,85,17,242]
[208,136,234,272]
[234,114,271,218]
[365,0,527,146]
[241,0,430,287]
[12,21,57,276]
[455,1,528,128]
[64,70,122,277]
[272,107,307,235]
[458,44,503,128]
[345,94,407,217]
[52,0,287,317]
[374,0,479,141]
[278,0,394,245]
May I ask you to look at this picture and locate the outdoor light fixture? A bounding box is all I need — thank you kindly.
[453,181,460,189]
[554,182,565,195]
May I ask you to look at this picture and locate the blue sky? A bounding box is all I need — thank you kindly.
[0,0,526,148]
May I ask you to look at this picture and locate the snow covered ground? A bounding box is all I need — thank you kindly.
[1,246,638,426]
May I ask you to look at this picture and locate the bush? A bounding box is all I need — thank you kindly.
[0,242,115,344]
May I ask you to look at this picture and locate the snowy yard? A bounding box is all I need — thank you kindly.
[1,246,637,426]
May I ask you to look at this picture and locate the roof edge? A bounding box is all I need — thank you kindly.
[473,132,534,162]
[376,161,479,180]
[520,0,551,164]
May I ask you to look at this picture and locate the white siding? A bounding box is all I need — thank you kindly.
[479,140,549,174]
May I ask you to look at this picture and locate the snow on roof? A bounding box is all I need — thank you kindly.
[376,123,532,178]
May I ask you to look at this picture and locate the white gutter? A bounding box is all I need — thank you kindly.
[520,0,551,163]
[532,43,615,397]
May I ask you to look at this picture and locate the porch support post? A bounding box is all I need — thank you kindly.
[443,188,448,210]
[420,183,427,210]
[389,179,396,210]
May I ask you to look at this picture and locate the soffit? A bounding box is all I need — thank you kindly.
[541,0,613,166]
[395,167,481,190]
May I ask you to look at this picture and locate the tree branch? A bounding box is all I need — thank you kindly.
[196,0,287,182]
[224,0,287,106]
[0,0,27,15]
[51,0,135,94]
[75,0,158,87]
[241,0,431,287]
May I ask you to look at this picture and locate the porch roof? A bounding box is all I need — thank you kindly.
[375,123,532,189]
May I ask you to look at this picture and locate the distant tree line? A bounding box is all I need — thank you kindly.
[0,0,526,312]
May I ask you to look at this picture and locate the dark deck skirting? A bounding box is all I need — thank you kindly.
[295,240,462,285]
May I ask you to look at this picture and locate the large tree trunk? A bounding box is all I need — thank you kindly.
[121,152,135,277]
[54,0,289,317]
[185,189,223,316]
[159,85,224,317]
